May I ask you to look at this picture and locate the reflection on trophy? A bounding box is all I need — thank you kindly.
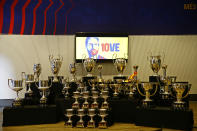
[98,109,108,129]
[97,65,103,82]
[172,83,191,109]
[33,63,41,82]
[62,78,70,99]
[8,79,23,106]
[22,72,34,96]
[36,80,52,104]
[72,91,80,109]
[137,82,158,107]
[101,91,109,109]
[83,57,96,76]
[76,109,85,128]
[87,109,95,128]
[69,63,77,82]
[49,55,63,82]
[91,91,99,109]
[65,109,73,127]
[82,91,89,109]
[113,57,126,76]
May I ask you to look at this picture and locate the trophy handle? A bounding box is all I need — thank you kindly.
[182,84,191,98]
[136,83,145,96]
[150,83,158,96]
[8,79,12,89]
[112,53,117,64]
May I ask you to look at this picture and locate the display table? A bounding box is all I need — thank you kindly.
[135,106,194,130]
[3,105,57,126]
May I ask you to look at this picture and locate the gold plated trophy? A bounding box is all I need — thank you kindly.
[82,91,90,109]
[91,91,99,109]
[82,57,96,77]
[87,109,95,128]
[72,91,80,109]
[98,109,108,128]
[113,54,126,76]
[65,109,73,127]
[76,109,85,128]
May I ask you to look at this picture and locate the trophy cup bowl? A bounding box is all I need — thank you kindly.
[82,91,89,109]
[101,91,109,109]
[65,109,73,127]
[98,83,108,93]
[72,91,80,109]
[91,91,99,109]
[22,72,35,96]
[87,109,95,128]
[99,109,107,129]
[148,55,162,76]
[69,63,77,82]
[8,79,23,106]
[49,55,63,82]
[114,58,126,76]
[33,63,41,82]
[77,109,85,128]
[83,58,96,76]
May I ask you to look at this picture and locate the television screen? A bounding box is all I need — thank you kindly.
[75,32,129,62]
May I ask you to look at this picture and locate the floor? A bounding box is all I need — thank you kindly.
[1,101,197,131]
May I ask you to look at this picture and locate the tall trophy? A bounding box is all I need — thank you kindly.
[91,91,99,109]
[87,109,95,128]
[76,109,85,128]
[33,63,41,82]
[49,55,63,82]
[8,79,24,106]
[65,109,73,127]
[82,91,89,109]
[22,72,34,96]
[98,109,108,128]
[82,57,96,77]
[36,79,52,104]
[72,91,80,109]
[69,63,77,82]
[62,78,70,99]
[97,65,103,82]
[137,82,158,107]
[113,54,127,77]
[172,83,191,110]
[101,91,109,109]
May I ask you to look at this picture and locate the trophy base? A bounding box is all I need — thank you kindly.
[87,121,95,128]
[161,93,171,100]
[40,99,47,105]
[76,121,84,128]
[82,103,89,109]
[142,100,153,108]
[13,100,22,107]
[172,101,187,110]
[72,103,80,109]
[101,103,109,109]
[91,103,99,109]
[65,121,73,127]
[98,122,107,129]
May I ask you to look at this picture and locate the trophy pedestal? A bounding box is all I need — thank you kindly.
[91,103,99,109]
[87,121,95,128]
[113,76,127,80]
[40,99,47,105]
[72,103,80,109]
[12,100,22,107]
[149,76,160,82]
[161,93,171,100]
[142,100,154,108]
[98,121,107,128]
[65,121,73,127]
[76,121,84,128]
[102,103,109,109]
[82,103,89,109]
[173,101,187,110]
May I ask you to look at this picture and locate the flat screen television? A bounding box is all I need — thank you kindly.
[75,32,129,62]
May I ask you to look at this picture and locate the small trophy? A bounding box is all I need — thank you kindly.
[33,63,41,82]
[65,109,73,127]
[82,57,96,77]
[172,83,191,110]
[101,91,109,109]
[36,79,52,104]
[97,65,103,82]
[98,82,108,95]
[76,109,85,128]
[110,83,120,97]
[98,109,108,129]
[62,78,70,99]
[72,91,80,109]
[22,72,34,96]
[49,55,63,82]
[91,91,99,109]
[127,82,136,98]
[77,80,85,96]
[82,91,89,109]
[69,63,77,82]
[89,79,98,91]
[8,79,24,106]
[87,109,95,128]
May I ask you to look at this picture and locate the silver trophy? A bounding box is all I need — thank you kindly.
[82,57,96,76]
[36,79,52,104]
[33,63,41,82]
[65,109,73,127]
[76,109,85,128]
[8,79,24,106]
[91,91,99,109]
[87,109,95,128]
[101,91,109,109]
[62,78,70,98]
[113,54,126,76]
[69,63,77,82]
[98,109,108,128]
[22,72,34,96]
[82,91,89,109]
[49,55,63,82]
[72,91,80,109]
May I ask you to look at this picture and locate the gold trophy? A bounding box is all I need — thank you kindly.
[98,109,107,129]
[88,79,98,91]
[8,79,24,106]
[87,109,95,128]
[22,72,34,96]
[82,91,89,109]
[65,109,73,127]
[69,63,77,82]
[72,91,80,109]
[98,80,108,94]
[49,55,63,82]
[33,63,41,82]
[172,83,191,109]
[76,109,85,128]
[97,65,103,82]
[82,57,96,77]
[137,82,158,107]
[101,91,109,109]
[113,54,126,76]
[91,91,99,109]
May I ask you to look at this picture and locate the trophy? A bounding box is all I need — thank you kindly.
[33,63,41,82]
[76,109,85,128]
[77,80,85,96]
[36,79,52,104]
[98,109,107,128]
[82,57,96,77]
[113,54,126,76]
[65,109,73,127]
[137,82,158,107]
[91,91,99,108]
[110,83,120,97]
[49,55,63,82]
[88,79,98,91]
[126,81,136,98]
[8,79,24,106]
[72,91,80,109]
[62,78,70,99]
[22,72,34,96]
[172,83,191,109]
[82,91,89,109]
[101,91,109,109]
[69,63,77,82]
[87,109,95,128]
[98,80,108,94]
[97,65,103,82]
